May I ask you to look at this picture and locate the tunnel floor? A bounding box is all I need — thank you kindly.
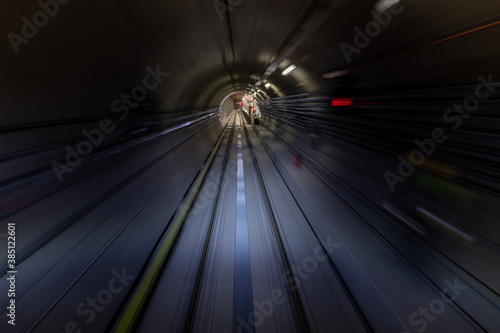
[0,110,498,333]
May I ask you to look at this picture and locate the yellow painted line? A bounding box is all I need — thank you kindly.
[115,111,235,333]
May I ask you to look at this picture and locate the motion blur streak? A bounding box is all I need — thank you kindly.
[331,98,354,106]
[0,0,499,333]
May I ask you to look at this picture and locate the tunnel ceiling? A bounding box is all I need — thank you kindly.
[2,0,500,126]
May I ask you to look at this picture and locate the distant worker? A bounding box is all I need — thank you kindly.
[252,102,261,125]
[253,102,261,117]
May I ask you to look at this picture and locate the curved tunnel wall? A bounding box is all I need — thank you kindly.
[1,0,500,331]
[3,0,499,123]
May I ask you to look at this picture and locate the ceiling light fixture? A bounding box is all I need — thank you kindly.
[282,65,296,76]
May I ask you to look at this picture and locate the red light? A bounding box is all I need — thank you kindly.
[239,102,243,106]
[331,98,353,106]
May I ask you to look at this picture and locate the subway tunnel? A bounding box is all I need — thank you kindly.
[1,0,500,332]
